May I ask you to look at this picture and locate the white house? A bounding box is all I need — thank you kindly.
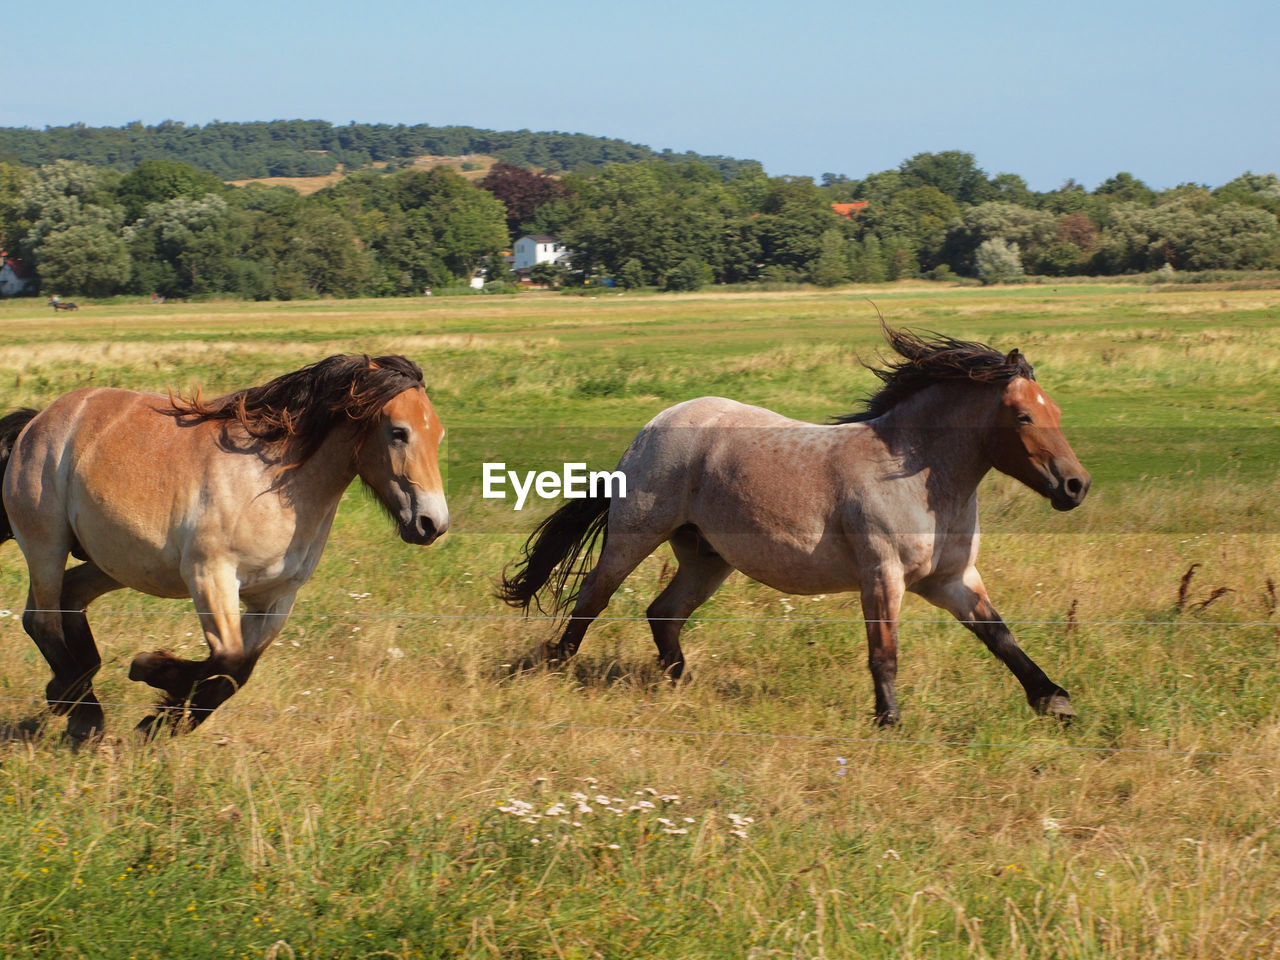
[0,256,32,297]
[513,234,572,271]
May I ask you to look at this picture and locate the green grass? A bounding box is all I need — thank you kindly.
[1,283,1279,958]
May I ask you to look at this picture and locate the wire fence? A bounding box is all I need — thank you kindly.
[3,694,1279,761]
[3,605,1277,762]
[4,607,1279,627]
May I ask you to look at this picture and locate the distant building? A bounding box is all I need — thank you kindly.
[0,254,32,297]
[513,234,572,271]
[830,201,869,220]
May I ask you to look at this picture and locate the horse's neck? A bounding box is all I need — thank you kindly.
[279,425,361,507]
[871,385,995,496]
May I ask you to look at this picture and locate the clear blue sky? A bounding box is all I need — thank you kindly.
[8,0,1276,191]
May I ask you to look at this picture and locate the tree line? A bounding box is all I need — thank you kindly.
[1,148,1277,300]
[0,120,751,181]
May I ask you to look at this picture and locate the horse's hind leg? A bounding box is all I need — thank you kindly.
[54,563,124,740]
[645,527,732,680]
[20,558,121,741]
[553,530,670,662]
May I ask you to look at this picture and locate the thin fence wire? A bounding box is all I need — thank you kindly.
[3,605,1277,762]
[3,607,1278,627]
[4,694,1279,762]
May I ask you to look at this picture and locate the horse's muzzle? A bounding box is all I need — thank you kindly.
[400,512,449,545]
[1049,472,1090,511]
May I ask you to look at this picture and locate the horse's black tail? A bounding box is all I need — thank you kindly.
[0,408,38,544]
[498,493,611,615]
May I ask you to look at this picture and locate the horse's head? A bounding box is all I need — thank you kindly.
[356,386,450,544]
[985,369,1090,512]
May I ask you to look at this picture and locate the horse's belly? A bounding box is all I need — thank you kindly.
[710,535,862,595]
[79,534,190,599]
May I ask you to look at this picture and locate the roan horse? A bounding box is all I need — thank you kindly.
[0,355,449,739]
[500,326,1090,724]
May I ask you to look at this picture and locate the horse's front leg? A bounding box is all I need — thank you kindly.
[915,567,1073,720]
[130,563,250,736]
[860,578,905,726]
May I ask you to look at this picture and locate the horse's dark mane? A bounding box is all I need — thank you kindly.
[173,354,424,462]
[833,325,1035,424]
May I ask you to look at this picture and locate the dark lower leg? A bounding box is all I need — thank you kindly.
[644,532,732,681]
[648,616,686,679]
[552,616,591,661]
[134,667,252,738]
[862,587,902,726]
[972,619,1071,711]
[51,610,105,739]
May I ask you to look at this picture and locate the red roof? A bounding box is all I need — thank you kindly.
[1,256,33,278]
[830,201,869,219]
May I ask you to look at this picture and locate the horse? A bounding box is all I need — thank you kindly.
[50,300,78,311]
[0,354,449,740]
[499,325,1090,725]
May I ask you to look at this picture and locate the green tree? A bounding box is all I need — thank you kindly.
[849,235,887,283]
[0,162,33,250]
[616,257,646,289]
[943,202,1056,275]
[663,257,712,292]
[898,151,995,205]
[126,194,233,297]
[483,254,514,286]
[37,222,132,296]
[529,261,569,287]
[1213,172,1280,214]
[865,186,959,272]
[117,159,225,222]
[19,160,123,258]
[1095,172,1156,205]
[811,228,851,286]
[974,238,1024,284]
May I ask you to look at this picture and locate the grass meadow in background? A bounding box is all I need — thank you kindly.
[1,283,1279,958]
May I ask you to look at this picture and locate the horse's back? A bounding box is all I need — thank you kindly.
[643,396,807,431]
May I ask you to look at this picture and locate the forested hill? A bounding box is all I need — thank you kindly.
[0,120,755,180]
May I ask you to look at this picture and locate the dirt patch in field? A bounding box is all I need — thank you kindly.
[226,169,346,195]
[227,154,500,194]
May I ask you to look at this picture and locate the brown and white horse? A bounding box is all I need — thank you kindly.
[500,326,1090,725]
[0,355,449,739]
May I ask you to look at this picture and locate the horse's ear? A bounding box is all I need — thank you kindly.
[1006,348,1022,364]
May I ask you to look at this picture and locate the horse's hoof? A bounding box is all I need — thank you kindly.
[134,711,184,741]
[874,711,900,728]
[65,710,106,745]
[129,650,183,689]
[1035,693,1076,721]
[128,651,160,682]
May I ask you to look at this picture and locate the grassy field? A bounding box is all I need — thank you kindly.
[1,283,1279,958]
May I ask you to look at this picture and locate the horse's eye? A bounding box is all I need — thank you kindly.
[391,427,410,444]
[1016,412,1034,425]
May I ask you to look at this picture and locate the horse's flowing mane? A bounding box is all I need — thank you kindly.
[173,354,424,461]
[834,325,1035,424]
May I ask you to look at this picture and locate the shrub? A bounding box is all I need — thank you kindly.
[975,238,1024,284]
